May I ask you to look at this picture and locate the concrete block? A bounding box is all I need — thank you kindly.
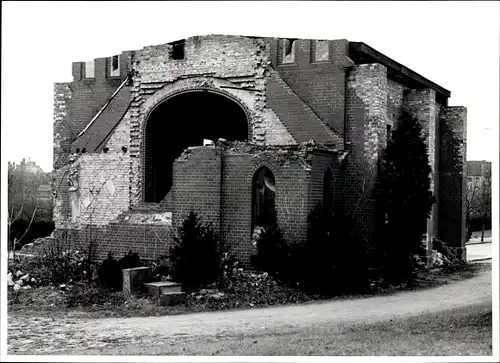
[144,281,182,297]
[122,266,151,296]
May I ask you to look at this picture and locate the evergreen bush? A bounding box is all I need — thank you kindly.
[376,110,435,284]
[168,211,224,289]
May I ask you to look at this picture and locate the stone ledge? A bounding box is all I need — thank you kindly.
[144,281,182,297]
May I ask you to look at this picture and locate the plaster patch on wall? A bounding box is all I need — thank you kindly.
[262,108,296,145]
[106,179,116,196]
[82,193,91,209]
[122,211,172,225]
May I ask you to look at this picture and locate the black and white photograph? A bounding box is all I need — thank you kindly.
[1,0,498,360]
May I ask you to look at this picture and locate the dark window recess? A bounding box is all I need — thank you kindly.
[282,39,296,64]
[172,41,185,60]
[284,39,294,56]
[112,55,119,72]
[252,167,277,234]
[386,124,392,141]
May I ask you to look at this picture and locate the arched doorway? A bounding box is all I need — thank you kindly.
[252,166,277,235]
[144,91,249,203]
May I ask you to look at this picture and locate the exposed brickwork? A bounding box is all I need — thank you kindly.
[274,39,350,136]
[53,162,72,229]
[433,102,441,237]
[386,79,408,128]
[218,142,336,264]
[74,153,130,226]
[438,106,467,260]
[222,152,310,264]
[68,51,132,140]
[72,85,131,153]
[308,151,342,215]
[343,64,390,260]
[53,83,72,170]
[171,147,222,232]
[266,69,343,145]
[405,89,438,248]
[126,35,278,205]
[47,34,467,268]
[261,108,296,145]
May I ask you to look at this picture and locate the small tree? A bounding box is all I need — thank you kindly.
[7,165,40,255]
[168,211,223,289]
[466,177,481,241]
[477,171,492,241]
[376,111,435,284]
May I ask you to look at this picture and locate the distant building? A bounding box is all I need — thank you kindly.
[466,160,491,222]
[9,159,44,179]
[467,160,491,186]
[36,185,53,200]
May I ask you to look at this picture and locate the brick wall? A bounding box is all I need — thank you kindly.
[273,39,349,136]
[386,79,408,129]
[438,106,467,260]
[53,83,72,170]
[50,34,467,268]
[68,51,133,139]
[52,221,171,261]
[405,89,438,246]
[127,35,279,205]
[167,142,322,265]
[74,152,131,226]
[308,151,342,215]
[171,147,222,232]
[266,69,342,145]
[221,144,314,264]
[344,64,389,260]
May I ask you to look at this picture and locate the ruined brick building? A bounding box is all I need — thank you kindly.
[48,35,467,264]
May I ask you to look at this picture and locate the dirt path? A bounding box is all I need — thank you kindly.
[8,265,492,355]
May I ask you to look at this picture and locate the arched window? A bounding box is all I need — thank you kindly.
[252,167,277,234]
[323,168,334,213]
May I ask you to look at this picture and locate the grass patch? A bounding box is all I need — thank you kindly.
[183,302,492,356]
[333,303,492,356]
[58,302,492,356]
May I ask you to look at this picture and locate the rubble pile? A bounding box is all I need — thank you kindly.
[7,269,36,291]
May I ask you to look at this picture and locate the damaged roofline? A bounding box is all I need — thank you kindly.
[349,42,451,99]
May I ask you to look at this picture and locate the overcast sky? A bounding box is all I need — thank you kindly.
[2,1,499,172]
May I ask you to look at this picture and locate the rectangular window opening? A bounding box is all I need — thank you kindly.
[172,40,185,60]
[85,60,95,78]
[315,40,329,62]
[110,55,120,77]
[282,39,296,64]
[386,124,392,142]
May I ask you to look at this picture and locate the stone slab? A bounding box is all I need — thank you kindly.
[144,281,182,297]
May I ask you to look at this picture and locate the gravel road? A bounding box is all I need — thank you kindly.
[8,264,492,355]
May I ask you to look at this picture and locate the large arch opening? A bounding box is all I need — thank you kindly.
[144,91,249,203]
